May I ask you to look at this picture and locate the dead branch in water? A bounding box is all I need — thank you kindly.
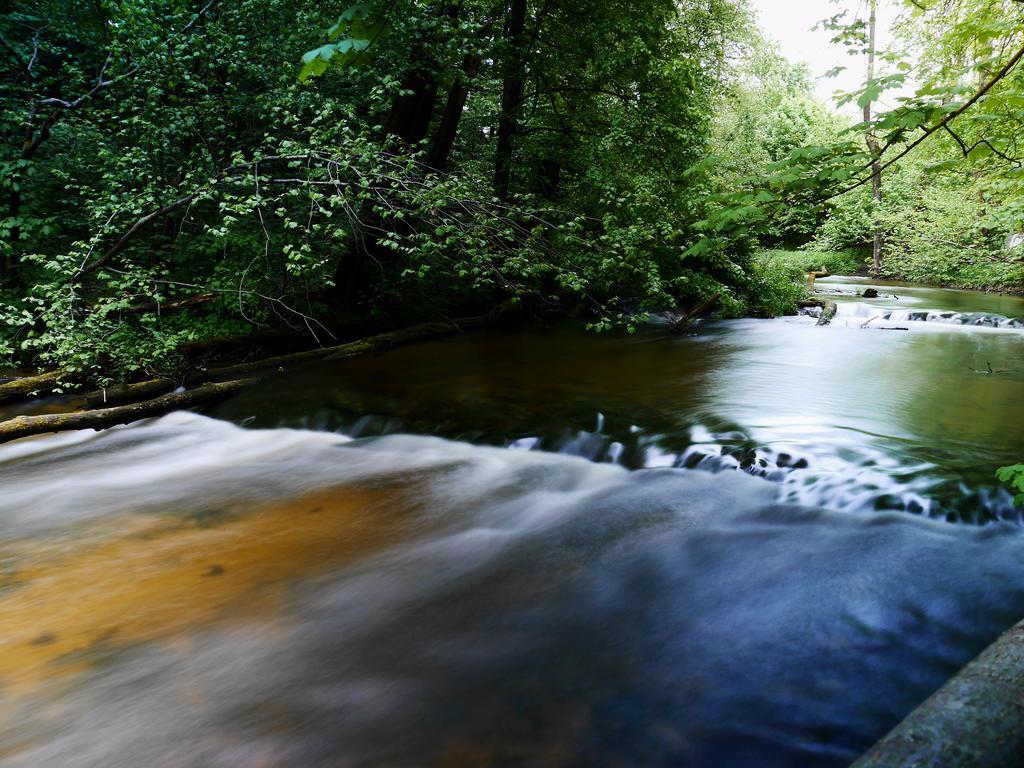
[968,363,1013,375]
[0,370,67,404]
[0,380,251,444]
[816,300,838,326]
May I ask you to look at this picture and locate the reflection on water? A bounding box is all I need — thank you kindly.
[217,281,1024,523]
[2,414,1024,767]
[1,282,1024,767]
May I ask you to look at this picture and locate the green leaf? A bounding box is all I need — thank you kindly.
[857,83,883,109]
[301,44,336,65]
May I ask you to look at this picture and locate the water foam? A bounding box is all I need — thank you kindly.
[2,413,1024,768]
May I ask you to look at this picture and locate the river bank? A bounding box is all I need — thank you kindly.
[760,248,1024,295]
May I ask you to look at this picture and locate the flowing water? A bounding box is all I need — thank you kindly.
[1,278,1023,767]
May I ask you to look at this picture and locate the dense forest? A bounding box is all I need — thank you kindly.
[1,0,1023,385]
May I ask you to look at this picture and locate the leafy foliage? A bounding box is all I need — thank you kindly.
[758,248,863,276]
[713,40,847,246]
[996,464,1024,507]
[745,255,806,318]
[1,0,805,383]
[696,0,1024,293]
[299,4,385,82]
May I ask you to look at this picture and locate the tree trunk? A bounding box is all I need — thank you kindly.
[428,49,483,172]
[864,0,883,275]
[494,0,528,201]
[386,66,441,146]
[335,34,449,307]
[852,617,1024,767]
[83,378,178,409]
[668,293,720,334]
[537,158,561,199]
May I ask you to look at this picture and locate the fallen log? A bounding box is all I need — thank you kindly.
[3,303,515,406]
[0,329,297,408]
[0,370,67,404]
[816,300,838,326]
[852,617,1024,768]
[0,303,516,415]
[668,293,720,334]
[83,378,178,409]
[797,299,826,309]
[0,380,251,444]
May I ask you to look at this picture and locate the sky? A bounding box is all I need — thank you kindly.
[748,0,902,114]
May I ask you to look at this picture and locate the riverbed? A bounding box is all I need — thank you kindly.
[1,279,1022,766]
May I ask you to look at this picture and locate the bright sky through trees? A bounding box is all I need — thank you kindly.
[750,0,902,113]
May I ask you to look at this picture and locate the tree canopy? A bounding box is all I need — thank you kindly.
[1,0,1022,383]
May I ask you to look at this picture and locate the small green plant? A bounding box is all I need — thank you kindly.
[758,248,862,276]
[996,465,1024,507]
[745,257,805,317]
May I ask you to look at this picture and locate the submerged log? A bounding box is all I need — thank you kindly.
[0,370,67,404]
[816,300,838,326]
[0,380,250,444]
[0,304,521,439]
[852,618,1024,767]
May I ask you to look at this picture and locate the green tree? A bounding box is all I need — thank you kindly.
[713,38,845,246]
[3,0,788,384]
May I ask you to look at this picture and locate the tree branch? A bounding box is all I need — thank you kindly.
[75,153,311,276]
[942,123,1023,167]
[20,1,220,161]
[824,40,1024,201]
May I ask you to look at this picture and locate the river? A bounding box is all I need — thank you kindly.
[0,278,1022,767]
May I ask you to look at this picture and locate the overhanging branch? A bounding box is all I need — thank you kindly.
[823,40,1024,202]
